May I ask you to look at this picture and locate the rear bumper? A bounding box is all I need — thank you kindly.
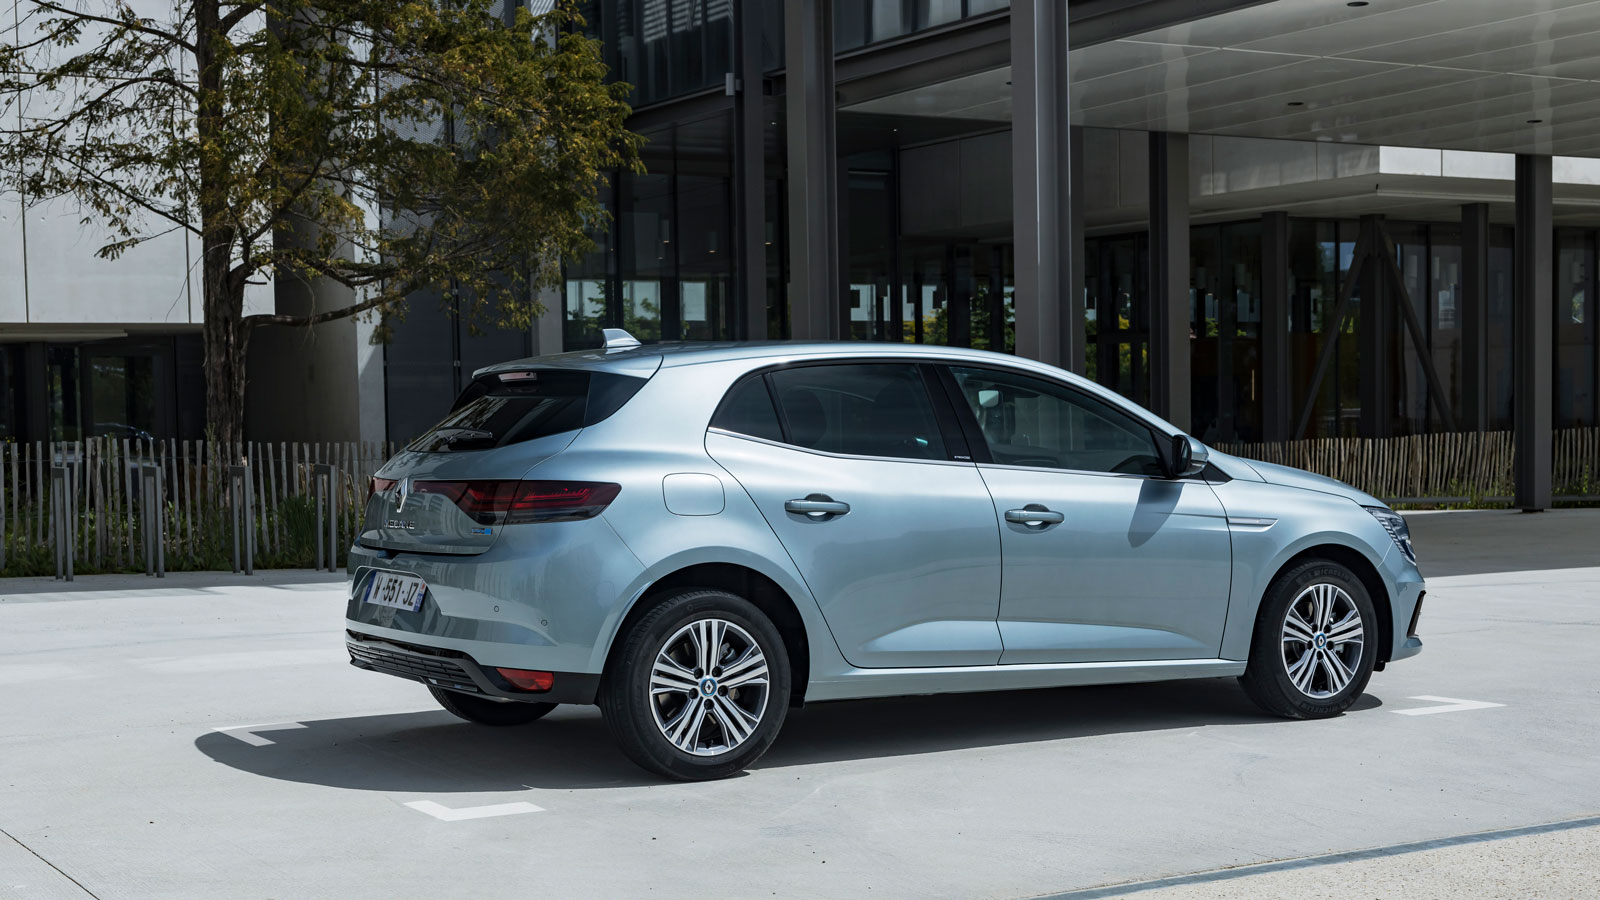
[346,630,600,705]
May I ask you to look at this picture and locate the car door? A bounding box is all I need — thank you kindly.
[941,365,1233,664]
[705,362,1004,668]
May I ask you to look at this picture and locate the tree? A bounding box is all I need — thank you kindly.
[0,0,639,445]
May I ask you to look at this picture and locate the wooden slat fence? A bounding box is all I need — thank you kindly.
[1218,427,1600,506]
[0,439,394,576]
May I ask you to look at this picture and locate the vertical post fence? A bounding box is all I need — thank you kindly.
[51,465,74,581]
[229,464,255,575]
[312,463,338,572]
[141,463,166,578]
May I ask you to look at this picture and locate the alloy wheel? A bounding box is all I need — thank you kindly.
[648,618,770,756]
[1280,583,1365,699]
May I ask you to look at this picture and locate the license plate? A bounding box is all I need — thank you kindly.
[363,570,427,612]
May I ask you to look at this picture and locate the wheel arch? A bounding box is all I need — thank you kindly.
[604,562,812,706]
[1267,543,1395,666]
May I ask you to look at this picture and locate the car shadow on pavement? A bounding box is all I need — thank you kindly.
[194,678,1382,790]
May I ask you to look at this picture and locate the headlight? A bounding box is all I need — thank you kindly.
[1366,507,1416,564]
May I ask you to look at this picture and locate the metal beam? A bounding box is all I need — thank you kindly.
[733,0,767,340]
[1261,211,1291,441]
[1514,155,1553,511]
[1148,132,1190,431]
[784,0,840,341]
[1460,203,1490,431]
[1010,0,1073,369]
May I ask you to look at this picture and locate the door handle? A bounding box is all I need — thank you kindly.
[1005,504,1064,528]
[785,494,851,519]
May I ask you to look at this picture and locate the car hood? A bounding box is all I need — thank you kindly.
[1241,458,1385,508]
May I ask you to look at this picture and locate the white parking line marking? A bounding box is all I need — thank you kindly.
[1392,696,1506,716]
[212,723,308,746]
[404,800,545,821]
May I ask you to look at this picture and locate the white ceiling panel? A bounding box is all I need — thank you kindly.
[1071,41,1213,83]
[1073,48,1313,111]
[1329,2,1600,66]
[1127,0,1441,50]
[1234,0,1597,57]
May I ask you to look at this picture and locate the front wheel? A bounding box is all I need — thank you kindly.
[1239,559,1377,719]
[600,590,791,781]
[429,686,557,726]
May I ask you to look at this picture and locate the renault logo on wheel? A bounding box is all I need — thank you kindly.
[395,476,412,513]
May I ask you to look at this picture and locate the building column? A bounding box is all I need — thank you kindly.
[1066,125,1086,374]
[1010,0,1073,369]
[1357,213,1390,438]
[784,0,840,341]
[1147,132,1190,432]
[1261,211,1291,441]
[733,0,767,341]
[1460,202,1490,432]
[1514,155,1553,510]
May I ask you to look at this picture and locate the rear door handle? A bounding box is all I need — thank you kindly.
[785,494,851,518]
[1005,504,1064,528]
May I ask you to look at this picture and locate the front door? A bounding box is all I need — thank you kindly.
[942,365,1233,664]
[706,362,1003,668]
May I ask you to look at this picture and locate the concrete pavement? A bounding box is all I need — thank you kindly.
[1,510,1597,899]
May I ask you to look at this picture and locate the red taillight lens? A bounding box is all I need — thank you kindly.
[412,480,620,525]
[494,667,554,692]
[369,477,397,499]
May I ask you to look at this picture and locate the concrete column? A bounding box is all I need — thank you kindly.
[1147,132,1190,432]
[1010,0,1073,369]
[1066,125,1087,374]
[733,0,767,340]
[1261,211,1291,441]
[1460,202,1490,432]
[784,0,840,341]
[1514,155,1553,510]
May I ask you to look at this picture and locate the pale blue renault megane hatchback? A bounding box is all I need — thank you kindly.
[346,331,1424,780]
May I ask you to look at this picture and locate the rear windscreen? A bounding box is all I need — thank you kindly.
[408,370,645,452]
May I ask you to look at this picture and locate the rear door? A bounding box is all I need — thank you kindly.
[706,362,1004,668]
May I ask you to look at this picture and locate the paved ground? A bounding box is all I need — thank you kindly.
[1,509,1597,900]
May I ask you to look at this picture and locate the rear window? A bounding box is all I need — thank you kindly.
[408,370,646,452]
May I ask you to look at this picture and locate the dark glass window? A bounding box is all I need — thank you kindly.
[949,366,1163,476]
[768,364,946,460]
[410,370,644,452]
[711,377,783,442]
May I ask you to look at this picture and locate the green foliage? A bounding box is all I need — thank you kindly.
[0,0,641,442]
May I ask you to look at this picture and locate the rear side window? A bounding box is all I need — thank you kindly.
[710,377,784,442]
[409,370,645,452]
[767,364,946,461]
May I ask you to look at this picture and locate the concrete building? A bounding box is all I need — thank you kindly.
[5,0,1598,508]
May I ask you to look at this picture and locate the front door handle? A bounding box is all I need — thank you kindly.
[785,494,851,519]
[1005,504,1064,528]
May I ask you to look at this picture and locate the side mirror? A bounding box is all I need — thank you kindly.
[1159,434,1208,479]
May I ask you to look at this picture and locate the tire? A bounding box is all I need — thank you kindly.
[600,589,791,781]
[1239,558,1378,719]
[429,686,557,726]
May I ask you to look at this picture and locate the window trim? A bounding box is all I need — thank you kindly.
[706,358,975,464]
[934,362,1178,480]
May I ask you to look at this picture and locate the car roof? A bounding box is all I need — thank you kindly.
[473,340,1046,379]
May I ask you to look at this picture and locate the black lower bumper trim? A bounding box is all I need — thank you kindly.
[345,630,600,705]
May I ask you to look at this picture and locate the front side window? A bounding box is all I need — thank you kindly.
[766,364,947,461]
[948,366,1163,476]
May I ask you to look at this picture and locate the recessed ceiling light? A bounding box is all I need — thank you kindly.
[1528,118,1544,124]
[1287,100,1306,107]
[1347,1,1369,6]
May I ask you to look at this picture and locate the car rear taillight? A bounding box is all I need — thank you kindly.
[369,477,397,499]
[412,480,620,525]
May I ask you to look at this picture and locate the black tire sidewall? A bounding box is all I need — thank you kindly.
[602,590,791,781]
[1243,560,1378,719]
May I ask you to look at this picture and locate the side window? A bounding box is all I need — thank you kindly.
[768,364,947,461]
[710,376,784,442]
[948,366,1163,476]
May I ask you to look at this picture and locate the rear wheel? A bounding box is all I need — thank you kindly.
[1240,559,1377,719]
[601,589,790,781]
[429,686,557,726]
